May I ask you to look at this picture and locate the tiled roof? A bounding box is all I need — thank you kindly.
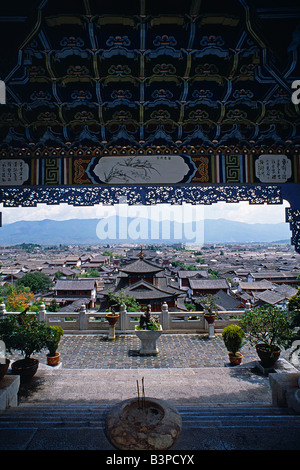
[54,280,97,291]
[255,290,286,305]
[59,298,90,312]
[212,290,243,310]
[189,279,229,290]
[177,270,208,278]
[239,280,273,290]
[249,272,299,279]
[273,284,298,298]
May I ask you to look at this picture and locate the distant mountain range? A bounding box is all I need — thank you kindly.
[0,217,291,245]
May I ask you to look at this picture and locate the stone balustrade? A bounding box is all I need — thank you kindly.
[0,301,245,335]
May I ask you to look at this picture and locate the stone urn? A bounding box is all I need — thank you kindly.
[106,311,119,340]
[204,310,216,339]
[106,313,119,327]
[106,397,182,450]
[135,326,163,355]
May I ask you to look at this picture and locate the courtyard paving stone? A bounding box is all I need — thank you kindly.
[6,333,296,370]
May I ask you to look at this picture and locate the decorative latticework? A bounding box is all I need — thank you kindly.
[0,184,283,207]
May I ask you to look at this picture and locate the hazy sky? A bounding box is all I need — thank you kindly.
[0,199,290,225]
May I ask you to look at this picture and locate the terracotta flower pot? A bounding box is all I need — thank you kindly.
[228,352,243,366]
[0,359,10,380]
[47,352,60,367]
[11,358,39,378]
[204,313,216,324]
[256,344,281,368]
[105,314,119,327]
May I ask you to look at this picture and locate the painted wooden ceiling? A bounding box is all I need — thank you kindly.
[0,0,299,152]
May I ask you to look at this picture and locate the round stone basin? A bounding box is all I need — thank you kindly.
[121,399,165,428]
[105,397,182,450]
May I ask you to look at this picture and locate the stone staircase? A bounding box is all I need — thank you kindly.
[1,400,300,450]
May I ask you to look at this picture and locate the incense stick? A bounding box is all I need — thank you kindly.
[137,380,140,409]
[142,377,145,411]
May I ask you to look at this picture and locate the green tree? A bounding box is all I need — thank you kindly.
[5,314,47,362]
[48,299,61,313]
[107,289,141,312]
[16,272,52,294]
[184,302,196,311]
[102,250,113,260]
[85,268,100,278]
[6,287,34,312]
[208,269,219,279]
[29,299,44,313]
[241,306,292,350]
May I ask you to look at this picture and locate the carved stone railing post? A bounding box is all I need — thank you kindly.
[161,302,169,330]
[38,302,46,323]
[0,302,6,320]
[79,303,87,330]
[119,303,127,331]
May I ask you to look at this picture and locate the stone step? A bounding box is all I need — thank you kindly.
[1,365,299,450]
[1,401,300,450]
[1,401,299,425]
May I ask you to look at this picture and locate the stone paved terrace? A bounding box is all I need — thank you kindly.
[6,333,299,370]
[1,333,300,451]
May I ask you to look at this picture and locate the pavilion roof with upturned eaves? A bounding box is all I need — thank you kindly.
[119,257,164,275]
[120,279,182,301]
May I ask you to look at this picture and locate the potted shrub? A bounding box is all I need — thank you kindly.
[135,305,162,355]
[200,295,218,324]
[241,305,292,368]
[105,305,120,327]
[0,316,17,380]
[9,313,47,378]
[105,305,120,340]
[45,325,64,366]
[222,324,244,366]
